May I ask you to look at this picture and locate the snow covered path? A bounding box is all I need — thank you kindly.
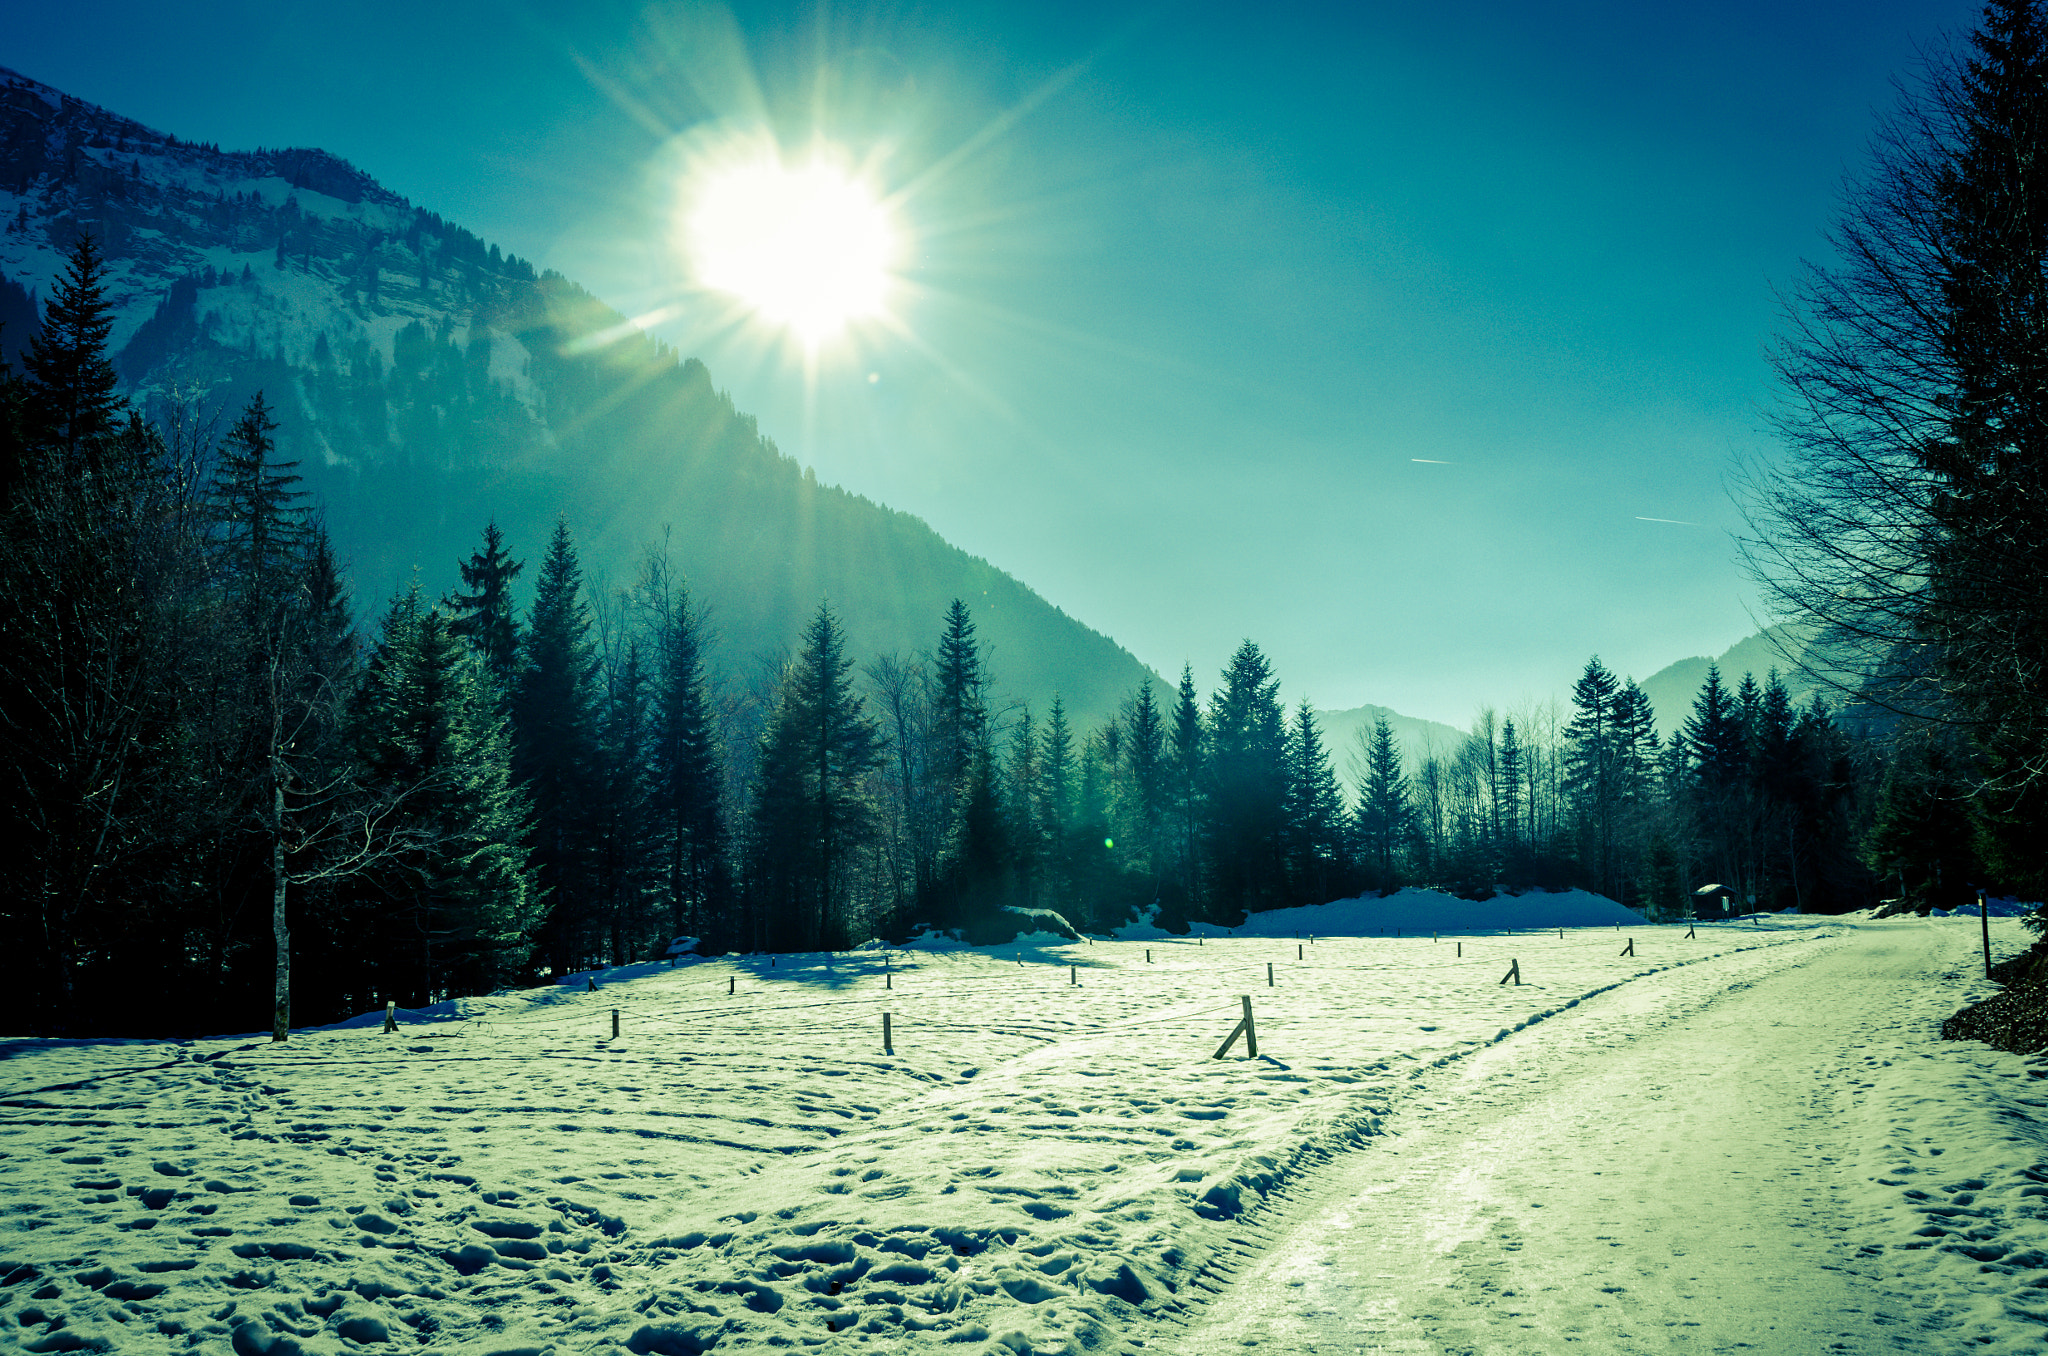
[1175,920,2036,1355]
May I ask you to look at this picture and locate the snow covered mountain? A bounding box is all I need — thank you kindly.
[0,66,1159,723]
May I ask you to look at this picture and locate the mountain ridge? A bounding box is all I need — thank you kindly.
[1635,624,1822,737]
[0,64,1771,750]
[0,64,1166,725]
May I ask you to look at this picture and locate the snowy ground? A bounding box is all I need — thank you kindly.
[1176,912,2048,1354]
[0,899,2017,1354]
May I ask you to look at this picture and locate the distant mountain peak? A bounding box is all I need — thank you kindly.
[1,65,401,212]
[0,69,1170,724]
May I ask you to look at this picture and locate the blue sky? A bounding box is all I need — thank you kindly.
[6,0,1983,725]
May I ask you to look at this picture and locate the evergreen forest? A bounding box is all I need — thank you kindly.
[0,236,2023,1040]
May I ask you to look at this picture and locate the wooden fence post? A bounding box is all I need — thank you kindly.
[887,972,893,989]
[1267,962,1274,987]
[1070,965,1078,987]
[1146,949,1152,963]
[1686,922,1696,939]
[1499,959,1520,986]
[728,975,734,995]
[1620,938,1634,957]
[883,1012,893,1056]
[611,1008,619,1039]
[382,1000,397,1034]
[1297,944,1303,960]
[1212,995,1258,1059]
[1457,942,1462,957]
[1984,892,1993,979]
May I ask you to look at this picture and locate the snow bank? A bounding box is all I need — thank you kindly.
[0,923,1822,1354]
[1931,896,2041,919]
[1117,887,1646,941]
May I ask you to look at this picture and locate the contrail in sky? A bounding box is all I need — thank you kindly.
[1635,516,1700,526]
[1411,458,1454,464]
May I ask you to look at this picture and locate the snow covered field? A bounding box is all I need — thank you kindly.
[0,899,2024,1354]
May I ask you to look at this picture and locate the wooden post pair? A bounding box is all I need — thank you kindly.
[1213,995,1258,1059]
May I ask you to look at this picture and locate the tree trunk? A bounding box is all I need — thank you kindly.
[271,772,290,1042]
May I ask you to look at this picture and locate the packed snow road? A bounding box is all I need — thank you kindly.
[1176,921,2035,1355]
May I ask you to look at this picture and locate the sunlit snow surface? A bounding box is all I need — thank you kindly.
[0,899,2033,1353]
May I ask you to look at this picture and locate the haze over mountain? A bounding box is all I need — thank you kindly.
[0,66,1179,724]
[0,64,1798,746]
[1635,625,1825,739]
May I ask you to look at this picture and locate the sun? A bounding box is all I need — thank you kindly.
[683,154,899,345]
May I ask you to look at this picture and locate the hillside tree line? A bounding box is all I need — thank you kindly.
[0,236,1997,1040]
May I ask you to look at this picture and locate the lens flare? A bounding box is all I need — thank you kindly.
[683,154,898,344]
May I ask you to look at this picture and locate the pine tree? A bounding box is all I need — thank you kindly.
[1037,695,1072,828]
[1206,641,1289,922]
[1613,679,1666,909]
[1065,723,1125,932]
[642,561,729,949]
[1865,740,1979,910]
[1353,716,1411,894]
[514,518,602,970]
[351,587,538,1001]
[1039,695,1076,913]
[277,525,368,1025]
[1283,701,1347,903]
[948,742,1012,933]
[1924,2,2048,897]
[1681,664,1750,897]
[1170,664,1205,914]
[592,639,658,964]
[1117,681,1168,888]
[213,394,307,654]
[931,598,986,799]
[1750,0,2048,903]
[0,236,215,1032]
[1614,681,1660,792]
[1682,666,1746,792]
[22,235,122,473]
[0,325,30,509]
[932,601,1001,930]
[747,602,882,949]
[1564,657,1623,897]
[1006,705,1042,910]
[445,520,523,695]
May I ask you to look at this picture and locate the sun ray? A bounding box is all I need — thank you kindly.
[676,139,902,348]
